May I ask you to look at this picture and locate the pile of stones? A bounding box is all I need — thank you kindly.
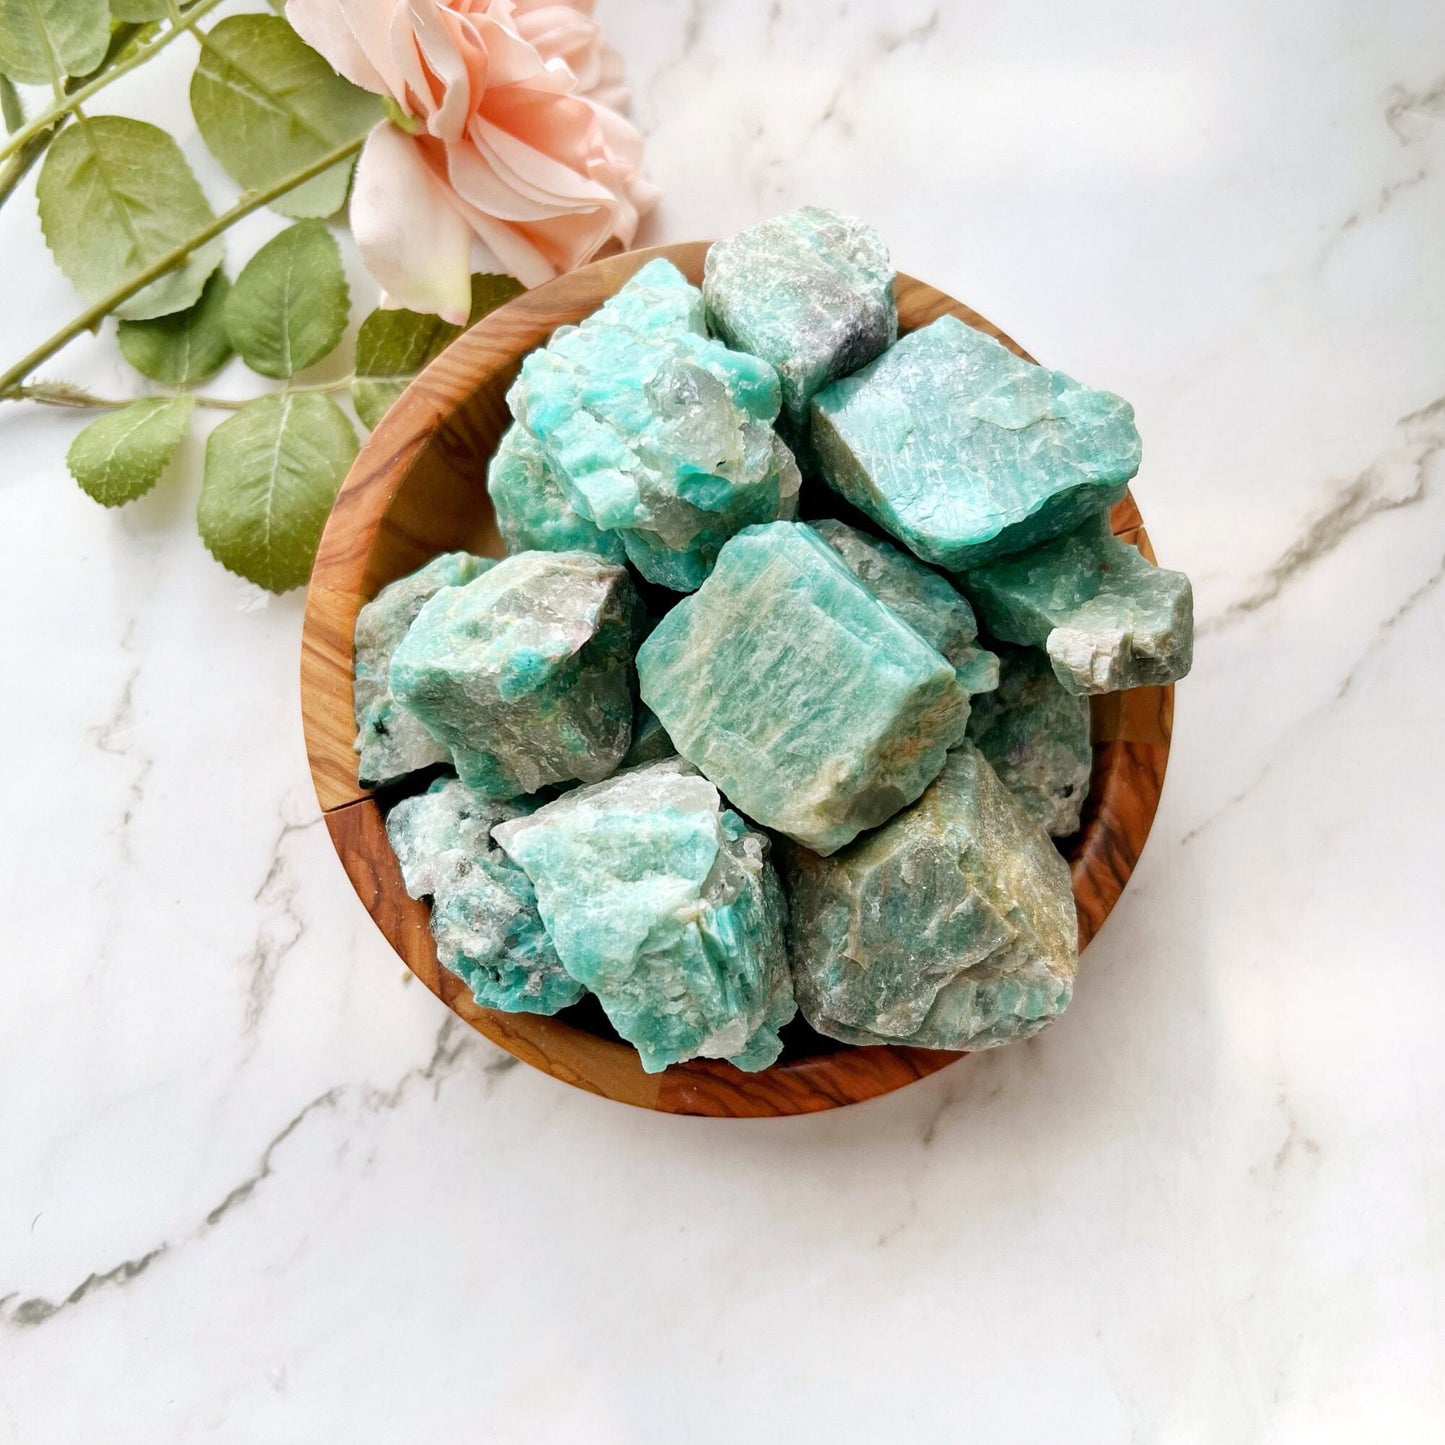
[352,208,1193,1074]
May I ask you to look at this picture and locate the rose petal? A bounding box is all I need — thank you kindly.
[297,0,657,309]
[285,0,403,96]
[407,0,480,142]
[351,124,475,324]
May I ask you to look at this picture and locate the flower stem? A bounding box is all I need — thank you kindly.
[0,135,366,400]
[0,0,227,165]
[11,378,357,412]
[0,126,50,208]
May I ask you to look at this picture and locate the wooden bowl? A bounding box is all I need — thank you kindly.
[300,242,1173,1117]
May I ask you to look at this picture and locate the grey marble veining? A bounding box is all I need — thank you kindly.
[2,2,1444,1440]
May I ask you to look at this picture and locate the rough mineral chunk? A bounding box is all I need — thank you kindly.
[703,206,897,432]
[389,551,641,797]
[487,422,626,564]
[353,551,494,786]
[965,645,1092,836]
[386,779,583,1014]
[493,760,796,1073]
[386,776,524,898]
[620,701,676,769]
[637,522,970,854]
[787,743,1078,1050]
[810,518,999,695]
[506,258,800,590]
[811,315,1141,568]
[963,515,1194,693]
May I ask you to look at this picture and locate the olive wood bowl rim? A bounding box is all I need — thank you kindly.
[300,240,1174,1118]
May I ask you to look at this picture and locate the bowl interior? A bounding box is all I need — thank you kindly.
[300,242,1173,1117]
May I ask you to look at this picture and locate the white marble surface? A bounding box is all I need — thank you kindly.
[2,2,1444,1439]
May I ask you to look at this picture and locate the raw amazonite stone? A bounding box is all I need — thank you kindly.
[506,258,800,591]
[493,760,796,1073]
[963,514,1194,693]
[353,551,494,786]
[637,522,970,855]
[811,315,1141,568]
[487,422,626,564]
[620,701,676,769]
[809,518,999,695]
[703,206,897,432]
[787,742,1078,1050]
[389,550,641,797]
[966,645,1092,836]
[386,779,583,1014]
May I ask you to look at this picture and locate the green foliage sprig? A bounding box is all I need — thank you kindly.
[0,2,523,592]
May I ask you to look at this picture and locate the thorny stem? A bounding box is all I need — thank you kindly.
[11,378,357,412]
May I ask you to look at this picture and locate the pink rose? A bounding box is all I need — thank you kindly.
[286,0,659,321]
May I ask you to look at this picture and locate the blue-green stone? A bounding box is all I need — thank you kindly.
[786,742,1078,1050]
[703,206,897,432]
[962,515,1194,693]
[385,776,526,897]
[637,521,969,855]
[386,779,582,1015]
[965,644,1092,836]
[487,422,626,564]
[493,760,795,1073]
[353,551,494,786]
[620,701,676,769]
[389,550,640,797]
[810,315,1141,569]
[809,518,999,695]
[506,258,800,591]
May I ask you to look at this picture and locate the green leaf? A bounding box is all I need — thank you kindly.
[190,14,382,220]
[466,273,526,324]
[350,274,524,429]
[351,309,460,430]
[109,1,171,19]
[224,222,349,380]
[36,116,223,321]
[117,270,233,384]
[0,0,109,85]
[66,396,194,507]
[198,392,357,591]
[1,74,24,132]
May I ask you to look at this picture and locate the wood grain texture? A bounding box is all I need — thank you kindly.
[301,242,1174,1117]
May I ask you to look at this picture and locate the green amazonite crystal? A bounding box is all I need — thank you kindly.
[353,551,494,786]
[506,258,800,591]
[787,743,1078,1050]
[702,206,897,432]
[487,422,626,564]
[493,760,796,1073]
[811,315,1141,569]
[386,779,582,1014]
[389,550,641,797]
[963,514,1194,694]
[637,522,970,855]
[966,645,1092,836]
[809,518,999,695]
[620,701,676,769]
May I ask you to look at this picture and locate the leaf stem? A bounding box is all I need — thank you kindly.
[0,125,51,207]
[0,135,366,399]
[0,0,229,165]
[10,378,357,412]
